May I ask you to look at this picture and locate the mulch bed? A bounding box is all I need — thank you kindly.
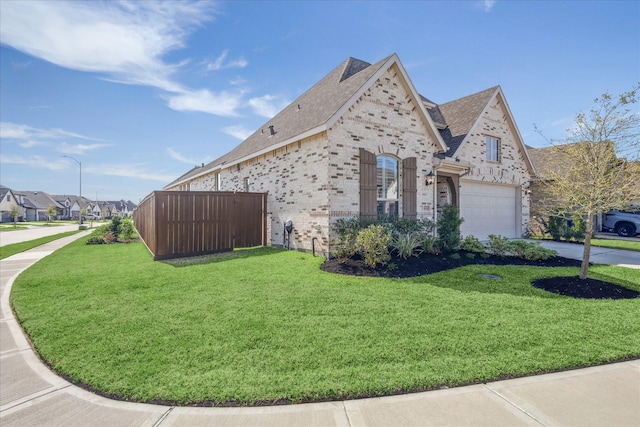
[321,251,640,300]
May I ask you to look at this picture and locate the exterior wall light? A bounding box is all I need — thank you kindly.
[425,171,435,186]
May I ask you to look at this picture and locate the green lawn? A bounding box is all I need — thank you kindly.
[591,238,640,252]
[0,231,81,260]
[10,240,640,406]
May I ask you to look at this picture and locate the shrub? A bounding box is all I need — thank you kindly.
[418,235,439,255]
[465,252,476,259]
[565,214,586,242]
[86,236,106,245]
[437,204,463,252]
[355,224,392,268]
[486,234,510,257]
[103,232,116,244]
[508,240,557,261]
[392,232,421,259]
[109,217,122,239]
[460,235,485,253]
[119,218,135,241]
[449,252,461,260]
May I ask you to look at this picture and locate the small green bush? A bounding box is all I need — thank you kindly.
[460,235,485,253]
[449,252,461,260]
[119,218,135,241]
[437,205,463,252]
[355,224,391,268]
[86,236,106,245]
[418,235,439,255]
[392,232,421,259]
[508,240,557,261]
[465,252,476,259]
[486,234,510,257]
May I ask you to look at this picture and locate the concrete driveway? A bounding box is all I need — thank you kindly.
[532,239,640,269]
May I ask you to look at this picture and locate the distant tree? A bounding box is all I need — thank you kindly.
[47,205,57,223]
[8,205,21,228]
[537,85,640,279]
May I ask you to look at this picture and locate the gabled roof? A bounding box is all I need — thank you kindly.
[17,191,63,209]
[0,185,14,200]
[438,86,499,156]
[166,54,448,189]
[439,86,535,175]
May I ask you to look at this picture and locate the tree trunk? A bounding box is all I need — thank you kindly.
[580,212,594,280]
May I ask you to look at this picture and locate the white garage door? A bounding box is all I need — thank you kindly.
[459,182,519,240]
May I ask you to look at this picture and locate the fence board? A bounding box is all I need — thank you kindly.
[134,191,267,260]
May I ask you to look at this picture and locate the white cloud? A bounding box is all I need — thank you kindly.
[0,154,68,171]
[224,125,253,140]
[480,1,497,12]
[166,147,211,165]
[166,89,243,117]
[0,122,103,142]
[58,142,113,155]
[248,95,289,118]
[85,163,177,182]
[19,140,49,149]
[205,50,248,71]
[0,1,212,93]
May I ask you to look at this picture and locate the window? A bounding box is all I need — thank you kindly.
[244,177,250,192]
[376,155,398,217]
[7,195,10,202]
[216,173,222,191]
[486,136,500,162]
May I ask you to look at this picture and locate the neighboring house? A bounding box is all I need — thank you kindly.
[527,143,638,233]
[165,54,533,253]
[0,185,22,222]
[15,191,64,221]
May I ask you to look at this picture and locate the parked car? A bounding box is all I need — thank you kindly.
[602,208,640,237]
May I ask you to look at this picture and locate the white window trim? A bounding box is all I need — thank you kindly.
[486,136,501,163]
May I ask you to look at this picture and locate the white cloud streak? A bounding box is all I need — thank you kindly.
[166,89,243,117]
[58,142,113,155]
[0,122,104,142]
[0,154,68,171]
[205,50,248,71]
[224,125,253,140]
[85,163,177,182]
[166,148,211,165]
[481,1,497,12]
[248,95,289,118]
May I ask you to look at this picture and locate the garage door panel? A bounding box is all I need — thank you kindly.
[459,182,518,240]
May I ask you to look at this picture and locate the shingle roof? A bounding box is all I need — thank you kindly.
[437,86,499,156]
[0,185,13,200]
[166,55,394,187]
[17,191,63,209]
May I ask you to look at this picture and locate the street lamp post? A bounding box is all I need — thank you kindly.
[63,155,82,228]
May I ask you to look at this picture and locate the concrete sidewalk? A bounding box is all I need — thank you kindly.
[0,224,84,247]
[1,234,639,426]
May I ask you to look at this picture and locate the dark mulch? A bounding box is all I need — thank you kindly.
[321,251,640,300]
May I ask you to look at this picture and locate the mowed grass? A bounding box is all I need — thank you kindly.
[0,230,81,260]
[11,240,640,405]
[591,238,640,252]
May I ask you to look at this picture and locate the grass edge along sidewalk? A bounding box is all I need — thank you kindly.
[10,239,640,406]
[0,230,81,260]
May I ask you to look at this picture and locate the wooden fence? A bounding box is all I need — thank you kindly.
[134,191,267,260]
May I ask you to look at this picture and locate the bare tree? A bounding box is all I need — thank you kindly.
[538,85,640,279]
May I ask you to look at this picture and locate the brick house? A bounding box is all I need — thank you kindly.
[166,54,534,254]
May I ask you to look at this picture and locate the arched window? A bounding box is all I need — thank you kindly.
[377,155,398,217]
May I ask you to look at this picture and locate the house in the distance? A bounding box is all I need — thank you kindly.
[0,185,22,222]
[166,54,534,254]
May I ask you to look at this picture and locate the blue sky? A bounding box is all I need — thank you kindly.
[1,0,638,203]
